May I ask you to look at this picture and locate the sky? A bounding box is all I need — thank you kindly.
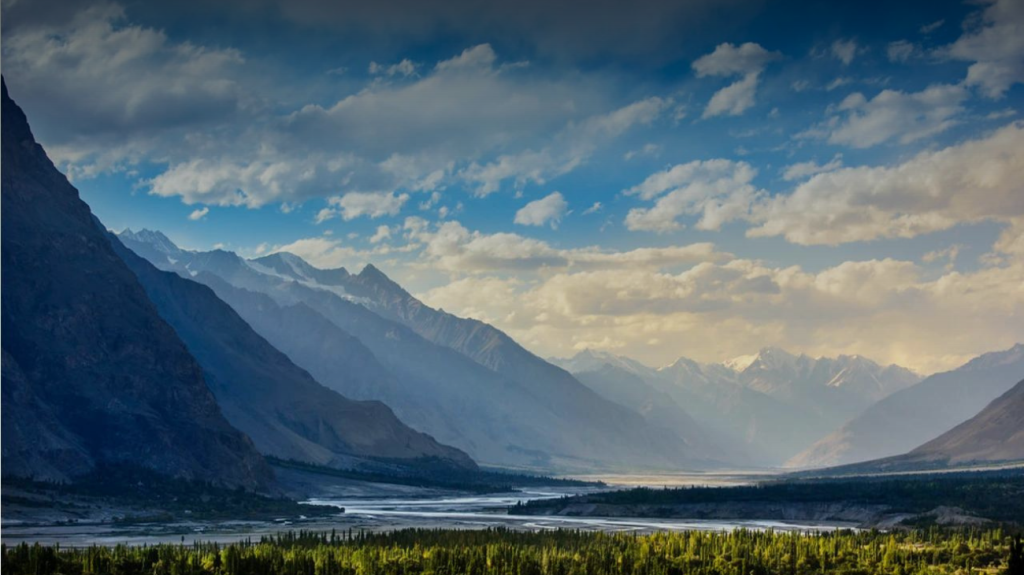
[2,0,1023,374]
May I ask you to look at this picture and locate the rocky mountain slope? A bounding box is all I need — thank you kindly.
[0,78,272,489]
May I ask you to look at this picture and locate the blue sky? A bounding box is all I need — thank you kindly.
[3,0,1022,372]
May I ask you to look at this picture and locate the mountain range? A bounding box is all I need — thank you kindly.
[551,347,920,466]
[118,231,721,472]
[789,343,1024,468]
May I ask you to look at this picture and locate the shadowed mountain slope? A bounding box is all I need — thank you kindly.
[0,78,271,489]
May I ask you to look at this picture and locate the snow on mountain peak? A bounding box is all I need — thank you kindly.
[723,353,758,372]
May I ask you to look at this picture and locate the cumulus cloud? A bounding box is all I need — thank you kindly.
[781,154,843,181]
[403,219,728,273]
[624,159,764,232]
[887,40,918,63]
[270,237,368,269]
[514,192,569,228]
[419,254,1024,374]
[820,84,968,148]
[693,42,781,119]
[943,0,1024,98]
[703,73,762,118]
[624,143,660,160]
[6,13,650,209]
[188,206,209,221]
[369,225,392,243]
[830,39,858,65]
[460,97,665,196]
[316,191,409,222]
[2,3,248,177]
[749,122,1024,245]
[693,42,782,77]
[369,58,417,77]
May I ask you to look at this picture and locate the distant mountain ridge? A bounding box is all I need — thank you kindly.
[0,78,272,489]
[789,344,1024,469]
[118,231,724,472]
[551,347,921,466]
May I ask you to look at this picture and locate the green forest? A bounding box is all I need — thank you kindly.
[511,472,1024,524]
[4,527,1024,575]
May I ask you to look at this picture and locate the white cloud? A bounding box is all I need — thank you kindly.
[434,44,498,71]
[943,0,1024,98]
[825,77,853,91]
[624,143,660,160]
[2,4,248,178]
[922,245,961,271]
[188,206,210,221]
[12,22,635,208]
[703,73,762,118]
[316,191,409,222]
[270,237,367,269]
[624,159,764,232]
[824,84,968,148]
[461,97,665,196]
[404,220,728,273]
[887,40,918,63]
[749,122,1024,245]
[419,254,1024,374]
[831,39,858,65]
[583,202,603,215]
[369,225,392,243]
[514,192,569,228]
[693,42,781,119]
[369,58,417,77]
[781,154,843,181]
[692,42,782,77]
[920,19,945,34]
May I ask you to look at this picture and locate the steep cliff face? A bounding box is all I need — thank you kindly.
[0,78,272,489]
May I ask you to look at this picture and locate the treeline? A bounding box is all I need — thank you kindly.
[512,470,1024,524]
[4,527,1023,575]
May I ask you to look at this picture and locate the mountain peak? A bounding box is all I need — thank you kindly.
[358,263,405,292]
[961,342,1024,371]
[723,353,758,372]
[118,228,183,256]
[744,346,798,371]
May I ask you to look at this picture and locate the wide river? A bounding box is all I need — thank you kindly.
[1,477,855,546]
